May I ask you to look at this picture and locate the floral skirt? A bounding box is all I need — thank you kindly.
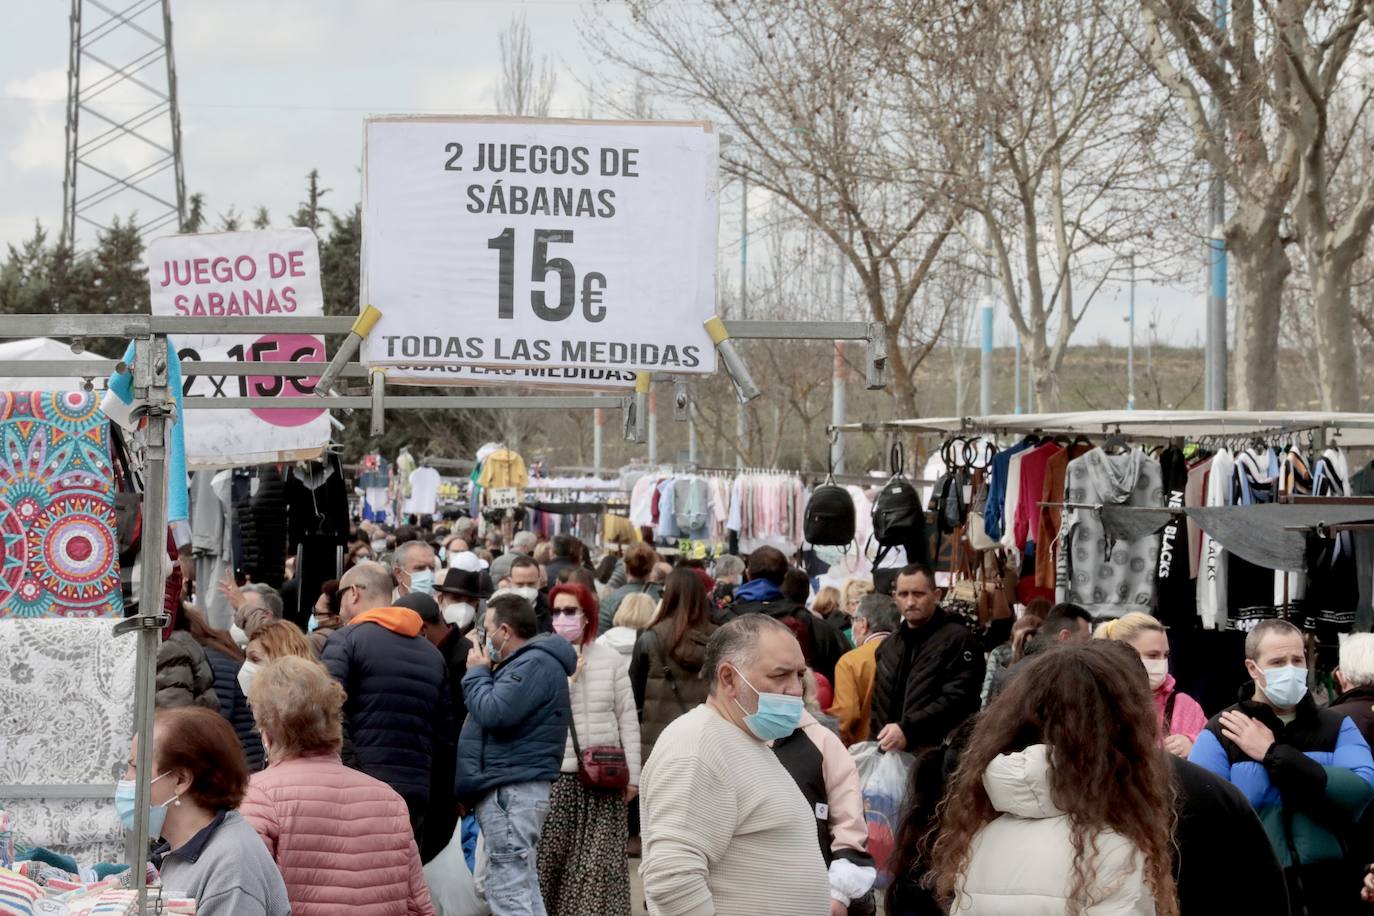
[536,773,631,916]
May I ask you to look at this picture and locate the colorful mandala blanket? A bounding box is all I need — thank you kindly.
[0,391,123,618]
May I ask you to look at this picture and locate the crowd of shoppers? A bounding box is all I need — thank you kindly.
[125,512,1374,916]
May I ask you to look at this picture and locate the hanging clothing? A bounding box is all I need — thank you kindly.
[477,448,529,491]
[1197,449,1235,630]
[1011,443,1062,559]
[191,469,236,630]
[983,440,1034,541]
[1154,446,1194,628]
[407,467,442,518]
[1184,456,1213,580]
[1056,448,1164,618]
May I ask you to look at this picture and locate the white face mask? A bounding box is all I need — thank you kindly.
[230,624,249,649]
[513,586,539,605]
[1142,657,1169,691]
[237,660,261,698]
[443,601,476,629]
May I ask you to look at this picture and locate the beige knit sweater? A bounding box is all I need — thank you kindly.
[639,704,830,916]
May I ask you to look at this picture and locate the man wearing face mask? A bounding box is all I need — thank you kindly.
[508,554,553,634]
[1190,618,1374,914]
[393,540,438,599]
[457,592,576,916]
[321,562,455,856]
[639,614,831,916]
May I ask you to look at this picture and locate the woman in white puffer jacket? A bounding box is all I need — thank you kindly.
[927,642,1179,916]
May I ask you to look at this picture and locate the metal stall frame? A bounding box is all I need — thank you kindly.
[0,313,633,915]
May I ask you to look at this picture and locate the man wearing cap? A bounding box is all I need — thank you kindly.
[397,589,472,863]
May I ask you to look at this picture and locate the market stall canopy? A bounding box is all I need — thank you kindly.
[831,410,1374,446]
[0,338,107,392]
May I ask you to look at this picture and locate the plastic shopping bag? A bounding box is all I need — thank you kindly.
[423,823,489,916]
[850,740,914,889]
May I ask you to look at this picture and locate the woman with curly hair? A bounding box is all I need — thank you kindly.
[927,641,1179,915]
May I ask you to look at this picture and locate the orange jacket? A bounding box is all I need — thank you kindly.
[827,634,888,746]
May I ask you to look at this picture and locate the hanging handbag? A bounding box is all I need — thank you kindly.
[567,668,630,792]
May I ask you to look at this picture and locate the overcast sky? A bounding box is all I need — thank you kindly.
[0,0,1208,350]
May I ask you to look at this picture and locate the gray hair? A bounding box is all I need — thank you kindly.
[511,531,538,553]
[855,593,900,634]
[392,540,434,570]
[1340,633,1374,688]
[703,614,795,695]
[241,584,283,618]
[1245,619,1303,660]
[712,555,745,581]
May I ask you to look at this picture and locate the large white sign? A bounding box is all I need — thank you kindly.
[361,116,719,375]
[147,228,332,468]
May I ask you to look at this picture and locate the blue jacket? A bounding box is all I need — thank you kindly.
[1189,683,1374,867]
[321,607,455,806]
[202,645,263,772]
[456,633,577,799]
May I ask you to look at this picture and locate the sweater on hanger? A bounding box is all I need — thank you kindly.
[1197,449,1235,630]
[1056,448,1164,618]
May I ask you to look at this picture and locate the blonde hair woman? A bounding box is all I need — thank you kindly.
[1094,612,1207,757]
[842,577,874,616]
[598,592,659,658]
[239,620,319,698]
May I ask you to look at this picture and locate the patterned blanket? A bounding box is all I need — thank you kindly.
[0,391,122,618]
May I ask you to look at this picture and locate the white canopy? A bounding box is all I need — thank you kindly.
[833,410,1374,446]
[0,338,107,392]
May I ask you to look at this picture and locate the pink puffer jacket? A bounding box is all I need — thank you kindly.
[241,753,435,916]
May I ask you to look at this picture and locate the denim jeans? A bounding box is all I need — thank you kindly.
[475,780,553,916]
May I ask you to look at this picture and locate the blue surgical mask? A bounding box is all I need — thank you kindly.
[308,614,320,633]
[486,632,505,665]
[439,547,449,563]
[1261,664,1308,708]
[408,570,436,596]
[729,666,803,741]
[114,772,174,838]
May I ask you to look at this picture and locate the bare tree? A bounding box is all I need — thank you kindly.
[919,0,1190,409]
[496,13,557,118]
[1140,0,1373,409]
[582,0,972,417]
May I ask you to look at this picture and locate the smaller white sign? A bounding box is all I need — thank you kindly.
[147,228,331,468]
[488,488,519,509]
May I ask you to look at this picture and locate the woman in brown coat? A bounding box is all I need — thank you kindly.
[629,567,719,765]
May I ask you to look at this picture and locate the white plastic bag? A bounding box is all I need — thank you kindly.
[850,741,914,889]
[423,824,489,916]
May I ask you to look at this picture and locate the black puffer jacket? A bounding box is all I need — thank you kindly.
[321,607,456,806]
[155,630,220,711]
[869,608,983,750]
[720,579,848,682]
[203,645,264,771]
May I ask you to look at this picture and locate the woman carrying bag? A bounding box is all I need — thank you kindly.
[536,582,641,916]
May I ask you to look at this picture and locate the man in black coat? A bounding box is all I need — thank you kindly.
[869,563,983,753]
[719,545,848,682]
[323,562,455,851]
[403,589,474,864]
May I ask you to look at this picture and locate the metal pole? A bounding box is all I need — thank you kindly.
[648,388,658,464]
[831,342,847,473]
[1206,0,1229,410]
[688,403,698,465]
[736,177,748,468]
[128,335,170,915]
[1014,334,1023,415]
[1128,253,1137,410]
[980,135,994,416]
[160,0,186,226]
[593,407,604,476]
